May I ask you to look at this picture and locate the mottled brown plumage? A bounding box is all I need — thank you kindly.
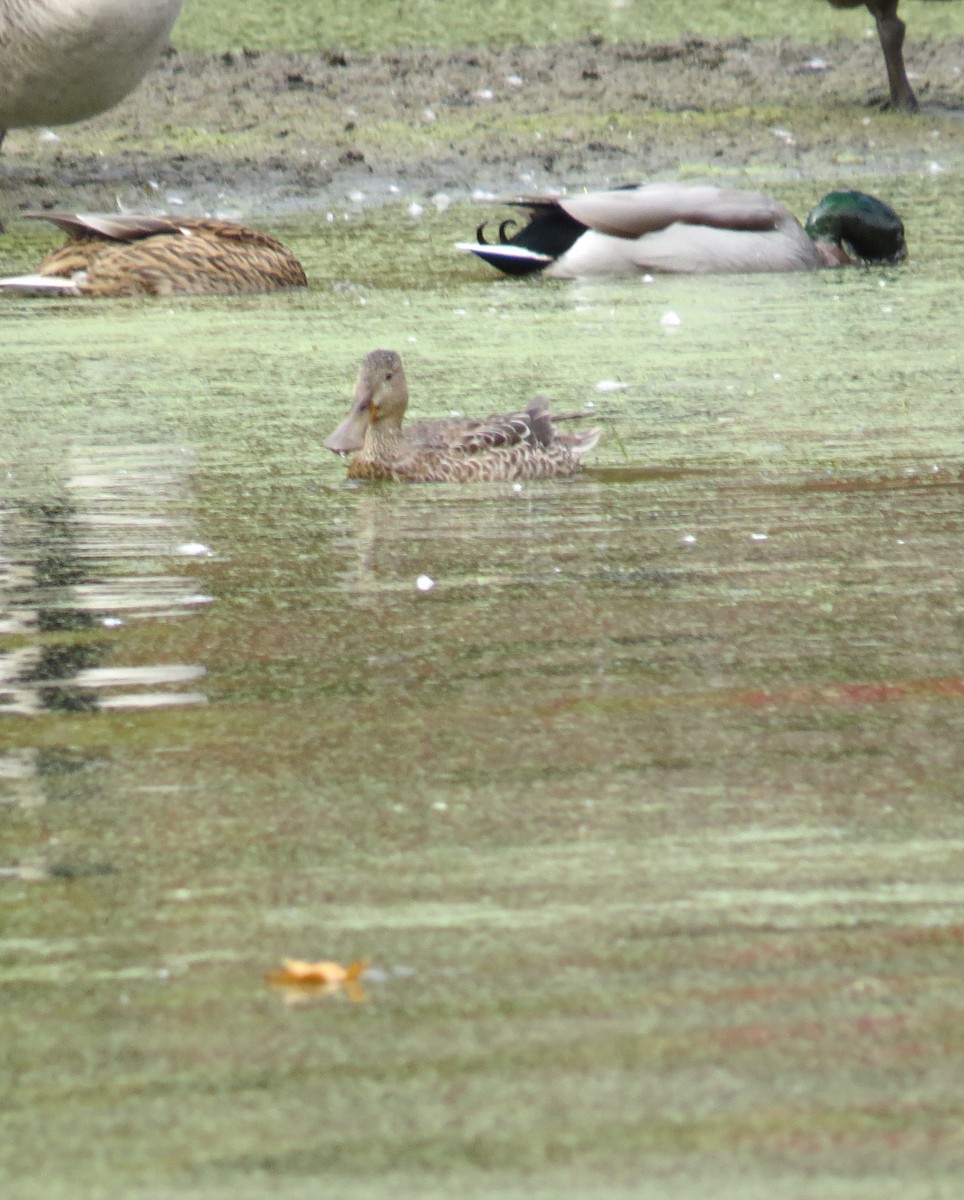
[325,350,601,483]
[0,213,307,297]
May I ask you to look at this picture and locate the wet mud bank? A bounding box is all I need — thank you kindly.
[1,36,961,218]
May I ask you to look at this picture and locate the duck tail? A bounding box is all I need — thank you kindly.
[455,241,553,276]
[0,273,82,294]
[568,427,603,459]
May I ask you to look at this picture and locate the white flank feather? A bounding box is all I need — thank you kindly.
[0,274,81,294]
[455,242,552,263]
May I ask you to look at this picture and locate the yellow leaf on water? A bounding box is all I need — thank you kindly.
[265,958,370,1000]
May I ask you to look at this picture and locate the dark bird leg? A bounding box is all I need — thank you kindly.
[829,1,918,112]
[870,1,918,112]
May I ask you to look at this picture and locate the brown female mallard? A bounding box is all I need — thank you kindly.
[325,350,601,483]
[0,213,308,297]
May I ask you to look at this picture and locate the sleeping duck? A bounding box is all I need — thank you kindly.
[325,350,601,482]
[0,0,183,150]
[0,213,308,297]
[458,184,906,279]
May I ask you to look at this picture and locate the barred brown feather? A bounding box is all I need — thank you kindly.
[326,350,600,484]
[22,213,307,297]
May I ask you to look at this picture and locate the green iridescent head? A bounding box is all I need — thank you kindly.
[804,191,906,265]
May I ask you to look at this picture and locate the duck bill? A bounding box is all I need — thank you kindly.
[812,239,851,268]
[324,402,371,454]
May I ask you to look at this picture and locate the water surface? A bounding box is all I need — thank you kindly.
[1,178,962,1199]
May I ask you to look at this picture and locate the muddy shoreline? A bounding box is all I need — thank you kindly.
[1,37,961,219]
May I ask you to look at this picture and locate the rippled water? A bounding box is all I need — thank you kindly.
[1,182,962,1199]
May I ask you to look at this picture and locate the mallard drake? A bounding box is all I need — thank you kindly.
[325,350,601,483]
[458,184,907,279]
[0,0,183,150]
[0,213,308,297]
[828,1,917,112]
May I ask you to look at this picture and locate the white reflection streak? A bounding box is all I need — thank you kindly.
[0,443,211,714]
[0,749,44,808]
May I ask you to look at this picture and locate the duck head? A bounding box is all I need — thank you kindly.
[324,349,409,454]
[804,191,906,266]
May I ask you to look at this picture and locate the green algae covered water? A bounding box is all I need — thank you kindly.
[1,43,964,1200]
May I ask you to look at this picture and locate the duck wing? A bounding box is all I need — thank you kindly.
[414,397,564,456]
[558,184,792,240]
[24,212,186,242]
[23,213,295,254]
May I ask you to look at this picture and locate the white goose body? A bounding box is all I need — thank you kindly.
[0,0,183,140]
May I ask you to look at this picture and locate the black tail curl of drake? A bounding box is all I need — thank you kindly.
[473,202,589,276]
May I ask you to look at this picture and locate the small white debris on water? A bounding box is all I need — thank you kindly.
[432,192,451,211]
[408,202,424,218]
[416,574,435,592]
[642,274,655,283]
[595,380,628,393]
[681,535,697,544]
[431,801,448,811]
[928,161,945,175]
[167,196,185,206]
[804,57,829,72]
[348,189,365,203]
[176,542,212,557]
[326,211,334,222]
[39,129,61,142]
[422,108,437,123]
[512,483,524,493]
[505,74,524,87]
[102,617,124,628]
[771,127,796,145]
[474,89,495,101]
[773,372,782,381]
[750,533,769,542]
[660,310,682,328]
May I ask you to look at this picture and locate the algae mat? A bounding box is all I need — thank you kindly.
[1,5,964,1200]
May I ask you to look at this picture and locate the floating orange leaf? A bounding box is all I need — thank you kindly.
[265,957,369,1004]
[267,958,368,984]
